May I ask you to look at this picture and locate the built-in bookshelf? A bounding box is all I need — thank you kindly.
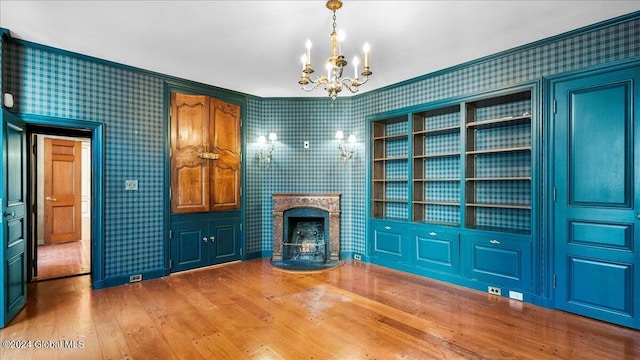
[464,90,532,234]
[371,116,409,220]
[412,105,461,226]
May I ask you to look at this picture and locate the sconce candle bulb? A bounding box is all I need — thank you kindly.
[336,130,355,164]
[258,132,277,165]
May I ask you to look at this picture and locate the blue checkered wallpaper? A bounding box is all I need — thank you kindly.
[244,97,363,254]
[3,42,166,278]
[0,12,638,275]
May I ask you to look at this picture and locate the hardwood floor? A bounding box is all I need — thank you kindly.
[1,258,638,359]
[35,217,91,280]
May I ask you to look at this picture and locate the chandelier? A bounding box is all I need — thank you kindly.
[298,0,372,100]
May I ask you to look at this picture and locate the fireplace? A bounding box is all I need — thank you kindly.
[272,193,341,270]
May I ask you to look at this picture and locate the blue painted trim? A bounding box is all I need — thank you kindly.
[17,113,105,289]
[97,268,167,289]
[246,251,265,260]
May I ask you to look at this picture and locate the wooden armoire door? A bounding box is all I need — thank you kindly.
[170,92,241,213]
[210,97,241,211]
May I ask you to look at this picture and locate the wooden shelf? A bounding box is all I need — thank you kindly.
[372,199,408,203]
[413,125,461,136]
[372,133,408,141]
[413,178,460,182]
[373,178,409,182]
[466,177,531,181]
[466,203,531,210]
[413,200,460,206]
[414,152,460,159]
[466,114,530,129]
[466,146,531,155]
[372,156,409,161]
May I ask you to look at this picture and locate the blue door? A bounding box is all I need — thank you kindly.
[1,110,27,328]
[552,66,640,329]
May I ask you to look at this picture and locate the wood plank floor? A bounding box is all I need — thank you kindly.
[1,258,638,359]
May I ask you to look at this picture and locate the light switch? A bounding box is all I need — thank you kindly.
[125,180,138,190]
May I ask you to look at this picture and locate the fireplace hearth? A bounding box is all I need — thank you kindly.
[271,193,341,271]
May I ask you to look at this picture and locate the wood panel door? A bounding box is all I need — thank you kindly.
[170,92,241,213]
[210,97,241,211]
[171,93,210,213]
[1,110,27,328]
[551,66,640,330]
[44,138,82,244]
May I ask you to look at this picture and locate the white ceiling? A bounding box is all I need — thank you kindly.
[1,1,639,98]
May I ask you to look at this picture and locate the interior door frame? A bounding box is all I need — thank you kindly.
[544,58,640,312]
[22,114,105,289]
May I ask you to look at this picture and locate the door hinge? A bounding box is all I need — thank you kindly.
[169,230,173,239]
[553,274,557,289]
[169,259,173,269]
[32,142,37,155]
[169,187,172,200]
[240,223,243,231]
[553,187,557,203]
[240,248,243,256]
[553,99,557,114]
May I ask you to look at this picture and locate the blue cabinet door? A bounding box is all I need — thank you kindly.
[210,218,241,264]
[1,111,27,328]
[171,221,208,272]
[413,227,460,275]
[551,65,640,329]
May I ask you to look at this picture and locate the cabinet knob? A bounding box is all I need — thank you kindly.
[203,237,208,242]
[210,236,216,242]
[384,226,391,230]
[489,240,500,245]
[45,196,57,201]
[636,214,640,220]
[3,210,15,218]
[429,232,437,236]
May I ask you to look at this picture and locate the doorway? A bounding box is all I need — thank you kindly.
[29,130,92,281]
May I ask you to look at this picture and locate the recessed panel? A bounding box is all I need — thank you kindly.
[214,225,237,258]
[569,221,632,251]
[7,253,26,308]
[569,83,631,207]
[178,230,204,264]
[374,230,402,256]
[472,244,521,280]
[568,257,632,316]
[416,237,452,266]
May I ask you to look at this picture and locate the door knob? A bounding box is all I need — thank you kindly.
[210,236,216,242]
[45,196,57,201]
[3,210,15,217]
[203,237,208,242]
[636,214,640,220]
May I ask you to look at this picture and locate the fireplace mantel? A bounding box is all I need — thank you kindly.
[272,193,340,262]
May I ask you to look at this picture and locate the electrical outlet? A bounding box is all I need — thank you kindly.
[353,254,362,261]
[125,180,138,190]
[509,291,523,301]
[130,274,142,282]
[488,286,501,296]
[304,141,310,149]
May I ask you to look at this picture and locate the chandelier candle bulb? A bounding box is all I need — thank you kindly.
[306,39,312,65]
[353,56,359,79]
[363,42,370,68]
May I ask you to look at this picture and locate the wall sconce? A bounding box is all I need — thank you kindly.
[258,132,277,165]
[335,130,356,164]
